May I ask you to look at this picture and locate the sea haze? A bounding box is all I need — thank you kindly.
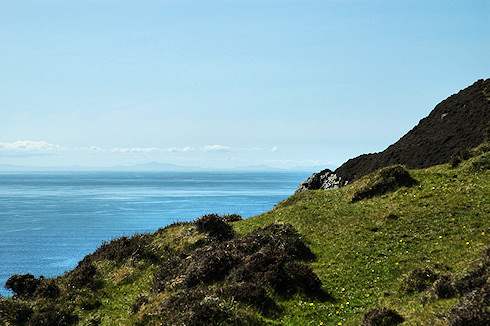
[0,171,310,296]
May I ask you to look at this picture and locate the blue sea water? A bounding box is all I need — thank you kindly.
[0,171,309,296]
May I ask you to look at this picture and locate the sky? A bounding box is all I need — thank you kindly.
[1,0,488,169]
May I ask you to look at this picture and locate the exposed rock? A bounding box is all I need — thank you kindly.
[295,169,347,194]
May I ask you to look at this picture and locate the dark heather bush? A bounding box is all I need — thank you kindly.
[131,295,149,314]
[89,233,157,264]
[5,274,41,298]
[78,296,102,311]
[362,307,405,326]
[352,165,417,202]
[184,246,241,288]
[152,222,324,322]
[152,256,183,293]
[194,214,235,242]
[286,262,324,296]
[448,282,490,326]
[401,266,439,294]
[454,247,490,295]
[34,279,60,300]
[432,274,456,299]
[448,247,490,325]
[219,282,278,313]
[221,213,242,223]
[238,223,314,260]
[159,287,235,326]
[29,306,78,326]
[0,299,34,325]
[68,260,98,289]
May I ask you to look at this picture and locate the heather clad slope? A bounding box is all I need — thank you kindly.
[335,79,490,182]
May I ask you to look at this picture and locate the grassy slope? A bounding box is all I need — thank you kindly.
[2,149,488,325]
[234,151,489,325]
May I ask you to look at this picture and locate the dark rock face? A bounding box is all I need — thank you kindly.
[335,79,490,183]
[295,169,347,194]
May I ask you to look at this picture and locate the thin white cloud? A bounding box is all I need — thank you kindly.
[0,140,61,152]
[78,146,104,152]
[167,146,194,153]
[201,145,231,152]
[111,147,160,154]
[271,146,279,152]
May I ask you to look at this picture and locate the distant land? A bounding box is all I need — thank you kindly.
[0,161,336,173]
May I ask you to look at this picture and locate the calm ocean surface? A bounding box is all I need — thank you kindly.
[0,171,309,296]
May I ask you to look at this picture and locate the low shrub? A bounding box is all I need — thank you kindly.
[68,260,99,289]
[447,246,490,325]
[448,282,490,326]
[228,247,323,298]
[29,306,78,326]
[78,296,102,311]
[159,287,236,326]
[0,299,33,325]
[286,262,324,296]
[34,279,61,300]
[221,213,242,223]
[131,295,149,314]
[4,274,41,298]
[219,282,278,314]
[152,256,182,292]
[89,233,158,264]
[238,223,315,260]
[432,274,456,299]
[400,266,439,294]
[454,248,489,295]
[352,165,417,202]
[194,214,235,242]
[184,246,241,288]
[152,222,324,323]
[362,307,405,326]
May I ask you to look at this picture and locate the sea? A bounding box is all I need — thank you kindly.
[0,170,310,296]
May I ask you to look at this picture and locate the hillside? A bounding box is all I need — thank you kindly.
[335,79,490,183]
[1,144,488,325]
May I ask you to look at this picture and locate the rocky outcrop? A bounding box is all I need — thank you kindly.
[295,169,347,194]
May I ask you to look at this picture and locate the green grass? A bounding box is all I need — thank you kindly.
[1,149,488,325]
[234,152,489,325]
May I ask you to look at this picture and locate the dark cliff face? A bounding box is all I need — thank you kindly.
[335,79,490,183]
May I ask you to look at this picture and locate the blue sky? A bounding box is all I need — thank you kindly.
[1,0,488,169]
